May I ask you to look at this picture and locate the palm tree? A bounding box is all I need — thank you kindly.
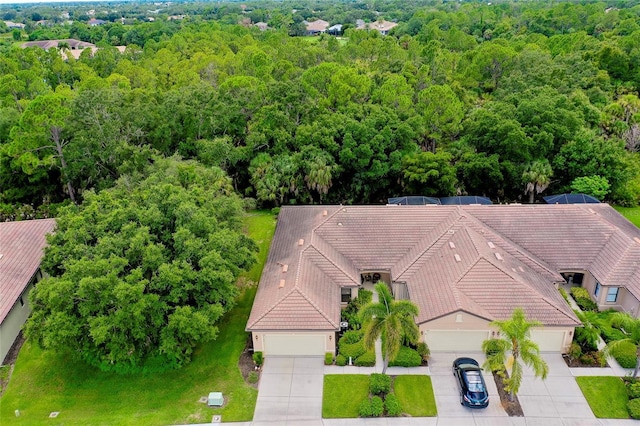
[359,282,420,373]
[574,309,604,352]
[602,312,640,377]
[522,159,553,204]
[482,308,549,401]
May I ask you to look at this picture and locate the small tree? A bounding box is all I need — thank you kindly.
[602,312,640,377]
[359,282,419,373]
[482,308,549,401]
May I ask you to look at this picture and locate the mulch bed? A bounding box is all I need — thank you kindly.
[0,331,25,396]
[562,353,603,368]
[491,369,524,417]
[238,335,260,388]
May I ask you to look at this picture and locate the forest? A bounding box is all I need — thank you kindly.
[1,0,640,218]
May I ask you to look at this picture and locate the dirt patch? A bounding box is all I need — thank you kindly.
[491,370,524,417]
[238,335,260,388]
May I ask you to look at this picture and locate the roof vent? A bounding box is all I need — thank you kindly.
[0,254,3,261]
[518,266,524,272]
[322,210,328,216]
[448,241,455,249]
[588,208,596,214]
[495,253,504,261]
[298,239,304,246]
[454,254,461,262]
[279,279,285,288]
[282,264,288,273]
[487,241,495,249]
[634,237,640,245]
[337,222,343,226]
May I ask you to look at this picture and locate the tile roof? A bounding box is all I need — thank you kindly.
[248,204,640,331]
[0,219,56,324]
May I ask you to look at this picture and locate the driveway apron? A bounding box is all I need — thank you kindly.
[253,356,324,424]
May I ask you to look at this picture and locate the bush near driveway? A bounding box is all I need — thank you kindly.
[577,376,630,418]
[322,375,369,418]
[393,375,437,416]
[388,346,422,367]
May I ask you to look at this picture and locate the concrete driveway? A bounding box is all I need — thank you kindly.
[253,356,325,425]
[428,352,598,426]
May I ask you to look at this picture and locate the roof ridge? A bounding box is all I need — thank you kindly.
[395,210,462,278]
[306,237,359,285]
[590,229,636,283]
[474,255,579,325]
[463,211,560,279]
[295,286,340,328]
[311,205,342,233]
[246,285,298,329]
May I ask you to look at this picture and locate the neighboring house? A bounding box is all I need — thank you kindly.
[0,219,56,364]
[357,19,398,35]
[247,204,640,357]
[304,19,329,36]
[88,18,106,26]
[326,24,342,36]
[22,39,96,51]
[254,22,269,31]
[4,21,25,29]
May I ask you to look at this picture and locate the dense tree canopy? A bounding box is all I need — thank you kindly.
[1,0,640,214]
[25,158,257,372]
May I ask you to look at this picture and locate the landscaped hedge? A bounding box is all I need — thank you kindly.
[570,287,599,312]
[340,330,364,345]
[628,398,640,419]
[388,347,422,367]
[340,340,366,360]
[355,350,376,366]
[613,341,637,368]
[325,352,334,365]
[359,395,384,417]
[370,373,391,395]
[384,393,402,416]
[336,354,347,366]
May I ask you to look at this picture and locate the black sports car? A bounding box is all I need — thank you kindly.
[452,357,490,408]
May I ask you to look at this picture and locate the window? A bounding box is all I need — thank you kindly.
[594,282,601,298]
[606,287,619,303]
[341,287,352,303]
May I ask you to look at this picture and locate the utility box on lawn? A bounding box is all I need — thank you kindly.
[207,392,223,407]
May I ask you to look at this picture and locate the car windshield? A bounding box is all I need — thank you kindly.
[466,370,484,392]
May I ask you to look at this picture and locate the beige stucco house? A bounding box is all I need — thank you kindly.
[248,204,640,357]
[0,219,56,364]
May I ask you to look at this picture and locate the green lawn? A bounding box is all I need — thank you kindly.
[394,375,437,416]
[0,210,276,425]
[613,206,640,228]
[576,376,630,418]
[322,375,369,418]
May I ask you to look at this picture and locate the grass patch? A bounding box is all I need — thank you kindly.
[614,206,640,228]
[394,375,437,416]
[0,211,276,425]
[322,375,369,418]
[576,376,629,418]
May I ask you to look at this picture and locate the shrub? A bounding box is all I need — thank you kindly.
[629,382,640,399]
[358,397,383,417]
[340,340,366,360]
[252,351,263,367]
[416,342,430,362]
[339,330,364,345]
[613,341,638,369]
[579,352,599,366]
[628,398,640,419]
[325,352,334,365]
[559,287,569,302]
[247,371,259,384]
[370,396,384,416]
[341,290,373,330]
[384,393,402,417]
[370,373,391,395]
[389,346,422,367]
[336,354,347,366]
[568,342,582,360]
[355,350,376,366]
[570,287,599,312]
[601,326,627,343]
[242,197,257,211]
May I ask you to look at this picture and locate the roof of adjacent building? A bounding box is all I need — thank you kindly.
[357,20,398,33]
[0,219,56,324]
[305,19,330,32]
[247,204,640,332]
[22,39,96,50]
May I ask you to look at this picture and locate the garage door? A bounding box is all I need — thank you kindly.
[530,330,567,352]
[263,334,326,356]
[425,330,490,352]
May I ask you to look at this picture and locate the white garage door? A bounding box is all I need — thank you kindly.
[264,334,326,356]
[425,330,490,352]
[530,330,567,352]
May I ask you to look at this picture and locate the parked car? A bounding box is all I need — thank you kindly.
[452,357,490,408]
